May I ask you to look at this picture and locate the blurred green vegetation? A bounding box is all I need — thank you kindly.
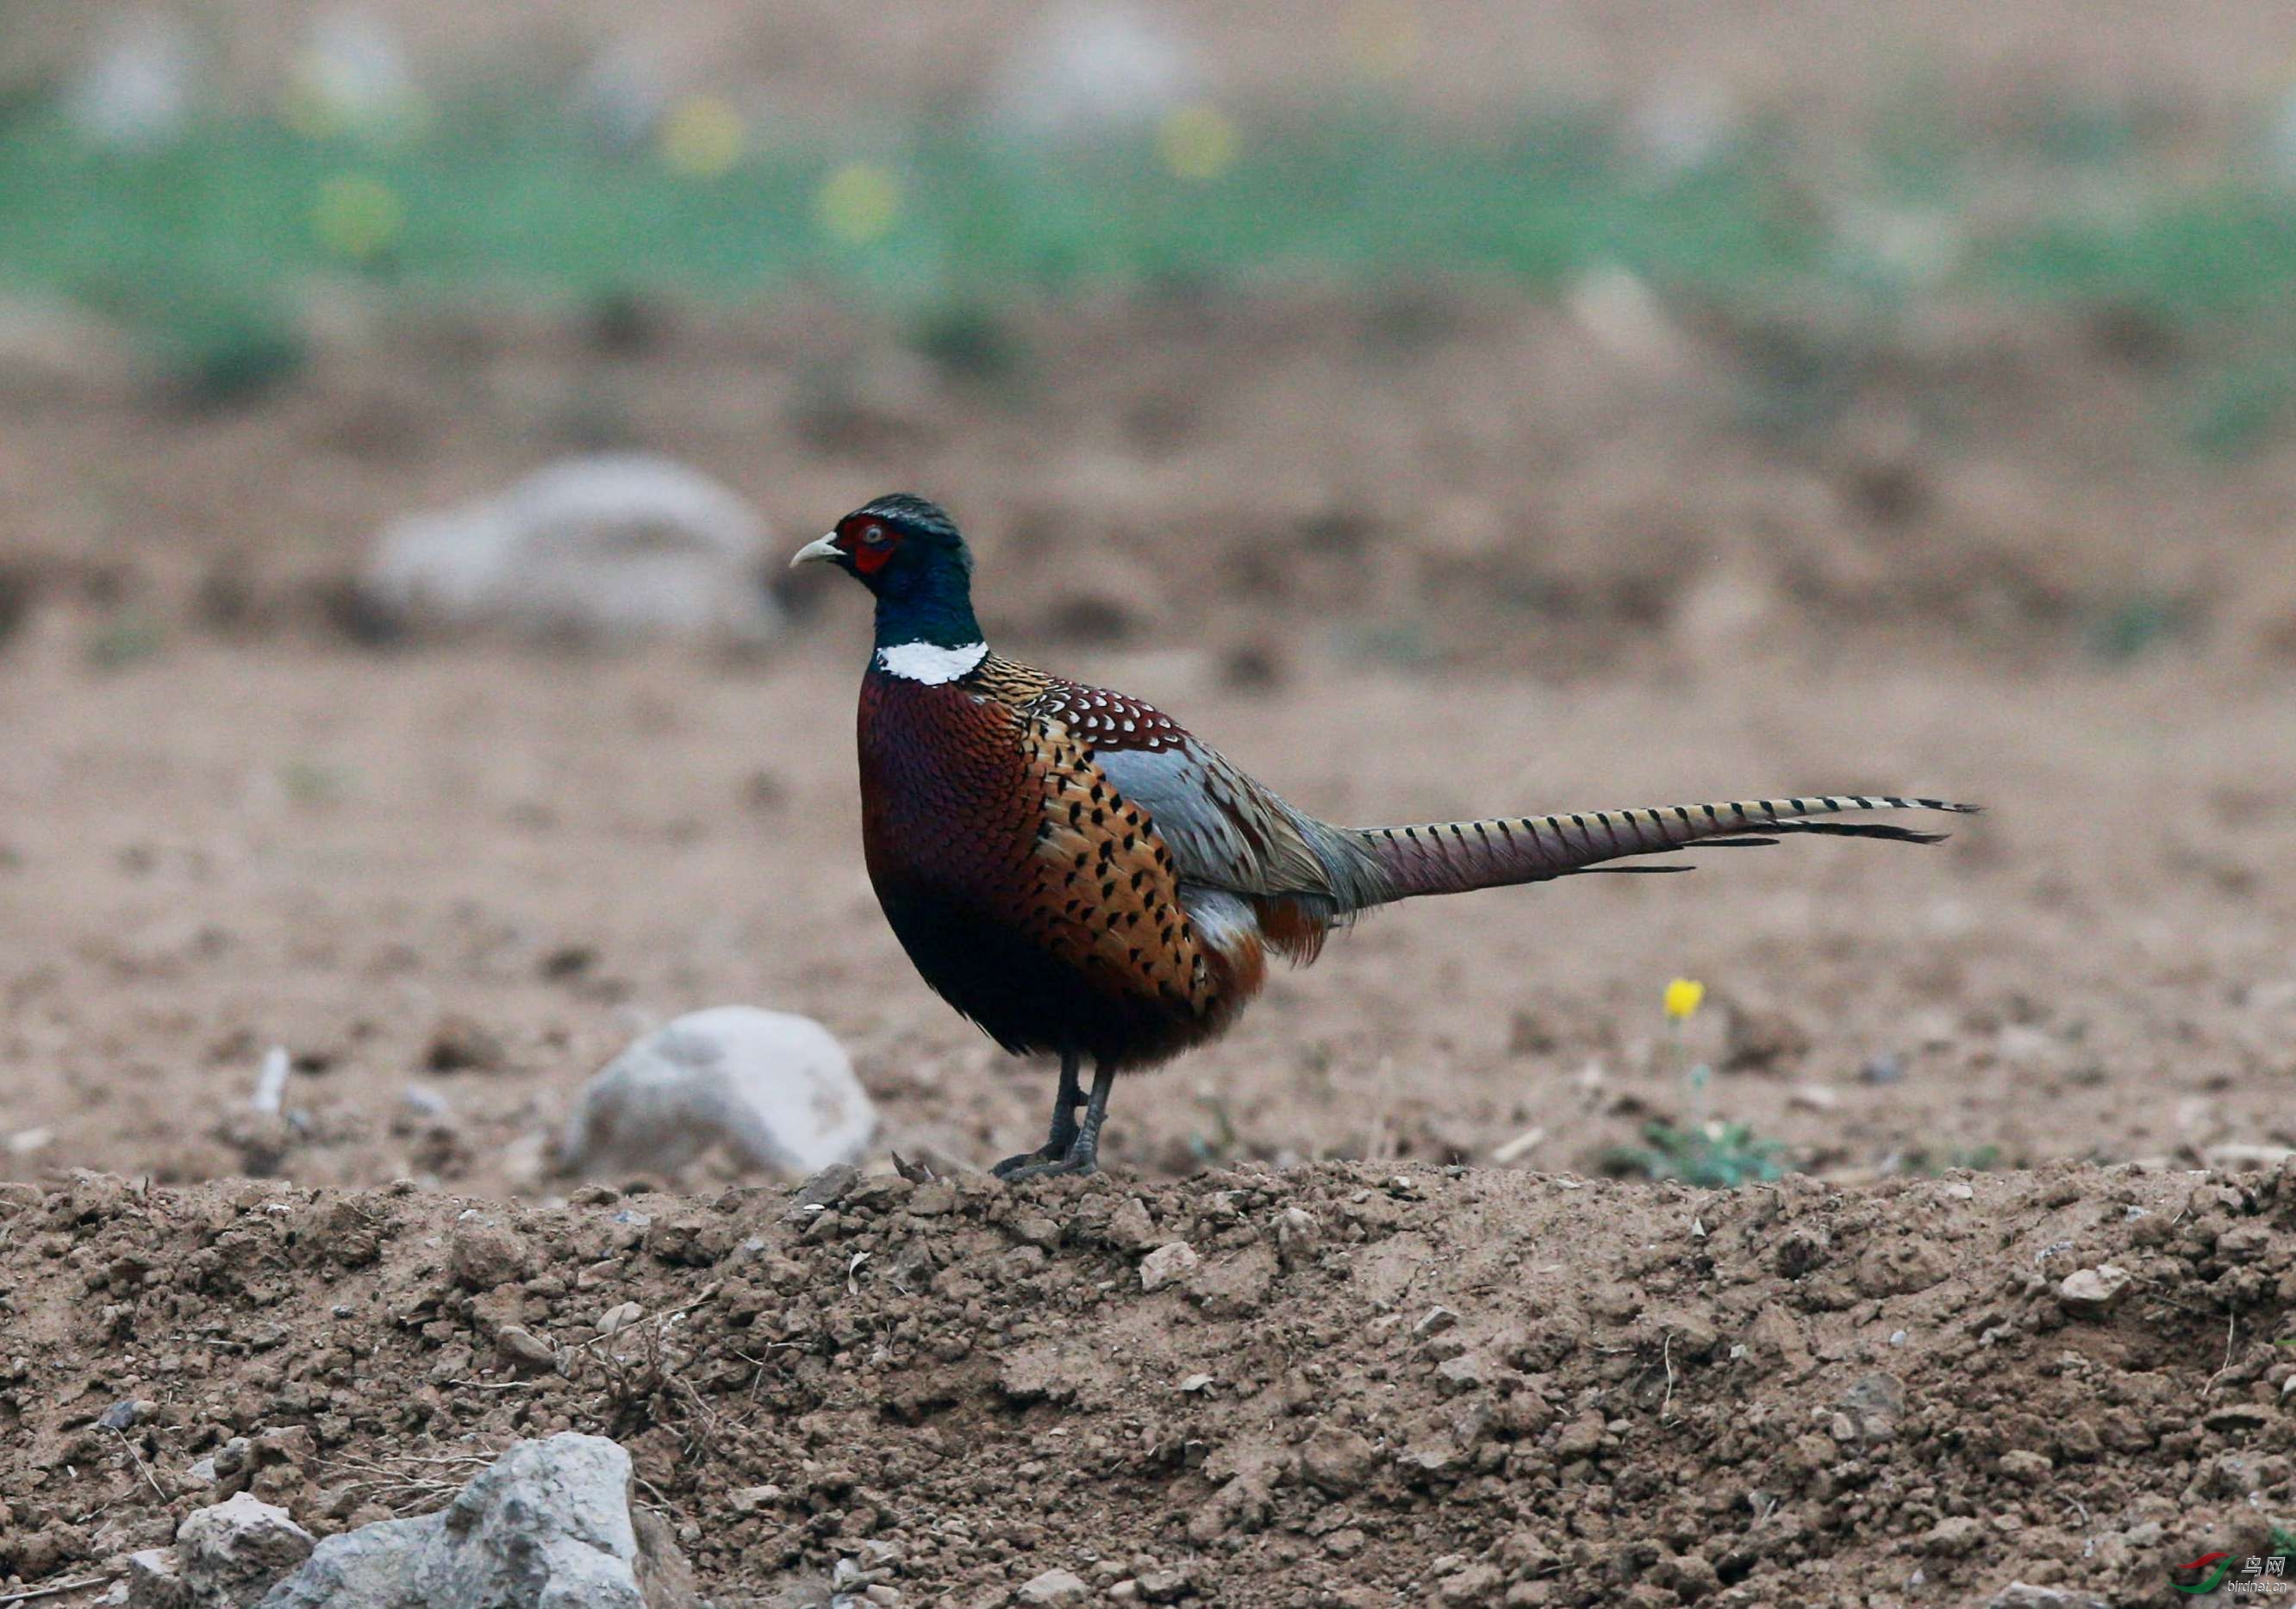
[0,109,1825,309]
[5,97,2296,412]
[1605,1119,1788,1189]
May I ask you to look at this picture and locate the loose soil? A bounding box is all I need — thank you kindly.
[8,22,2296,1593]
[3,1161,2294,1606]
[3,290,2294,1205]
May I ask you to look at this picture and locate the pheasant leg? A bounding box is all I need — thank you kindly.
[1000,1064,1116,1180]
[991,1049,1083,1177]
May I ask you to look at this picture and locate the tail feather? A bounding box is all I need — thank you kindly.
[1347,795,1977,907]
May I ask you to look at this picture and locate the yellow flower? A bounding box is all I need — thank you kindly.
[816,162,902,246]
[1157,104,1238,183]
[1663,977,1706,1021]
[658,94,745,178]
[312,173,404,262]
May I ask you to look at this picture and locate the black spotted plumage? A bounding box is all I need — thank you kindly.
[856,669,1238,1070]
[795,494,1978,1177]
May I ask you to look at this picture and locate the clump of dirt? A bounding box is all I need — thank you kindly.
[3,1161,2291,1606]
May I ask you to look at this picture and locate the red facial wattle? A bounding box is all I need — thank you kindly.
[842,520,899,575]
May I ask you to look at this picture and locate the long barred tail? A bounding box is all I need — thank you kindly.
[1346,795,1978,907]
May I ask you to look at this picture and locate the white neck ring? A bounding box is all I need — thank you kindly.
[875,640,988,684]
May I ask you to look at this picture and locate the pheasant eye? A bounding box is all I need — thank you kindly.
[848,520,899,575]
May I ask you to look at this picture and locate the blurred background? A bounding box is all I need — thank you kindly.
[3,1,2294,1196]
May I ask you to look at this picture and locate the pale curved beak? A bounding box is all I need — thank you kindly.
[789,533,844,569]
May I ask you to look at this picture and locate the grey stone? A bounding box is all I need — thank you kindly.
[789,1163,862,1213]
[100,1397,153,1431]
[1301,1424,1377,1496]
[176,1492,316,1607]
[1985,1587,2109,1609]
[63,16,194,150]
[558,1007,875,1181]
[124,1548,188,1609]
[1860,1053,1906,1085]
[361,455,778,645]
[986,3,1201,139]
[2056,1264,2131,1317]
[256,1434,696,1609]
[1836,1372,1906,1441]
[495,1325,559,1374]
[1135,1568,1191,1604]
[1014,1569,1090,1608]
[1139,1242,1199,1292]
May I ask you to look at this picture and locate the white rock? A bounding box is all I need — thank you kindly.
[65,16,195,149]
[2056,1265,2131,1318]
[1014,1569,1090,1608]
[250,1046,292,1115]
[255,1434,695,1608]
[1139,1242,1200,1293]
[987,2,1201,138]
[570,43,672,152]
[176,1491,316,1607]
[1986,1585,2109,1609]
[123,1547,185,1609]
[558,1007,874,1180]
[1567,265,1689,375]
[292,11,420,136]
[1627,75,1739,174]
[361,456,777,644]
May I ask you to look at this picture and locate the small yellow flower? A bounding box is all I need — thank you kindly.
[658,94,745,178]
[816,162,902,246]
[312,173,404,262]
[1157,104,1238,184]
[1663,977,1706,1021]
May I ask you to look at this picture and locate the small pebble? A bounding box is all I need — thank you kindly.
[1861,1053,1906,1085]
[1413,1306,1459,1337]
[1015,1567,1089,1607]
[495,1325,558,1374]
[1139,1243,1199,1293]
[97,1398,152,1431]
[2056,1265,2131,1317]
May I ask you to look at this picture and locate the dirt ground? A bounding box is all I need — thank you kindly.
[4,284,2296,1606]
[5,289,2295,1202]
[9,6,2296,1592]
[6,1160,2296,1606]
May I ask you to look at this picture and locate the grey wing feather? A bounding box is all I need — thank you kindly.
[1092,741,1384,910]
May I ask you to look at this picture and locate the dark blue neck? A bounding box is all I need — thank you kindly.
[871,557,983,652]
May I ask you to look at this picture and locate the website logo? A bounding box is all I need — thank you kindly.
[2175,1554,2237,1595]
[2175,1551,2293,1596]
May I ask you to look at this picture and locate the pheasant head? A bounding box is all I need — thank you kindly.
[793,493,983,664]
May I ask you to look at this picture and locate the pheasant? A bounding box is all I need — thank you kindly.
[793,494,1975,1178]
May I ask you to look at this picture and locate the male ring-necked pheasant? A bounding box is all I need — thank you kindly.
[794,495,1974,1178]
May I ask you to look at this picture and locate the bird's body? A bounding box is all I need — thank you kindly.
[858,652,1245,1071]
[796,495,1975,1176]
